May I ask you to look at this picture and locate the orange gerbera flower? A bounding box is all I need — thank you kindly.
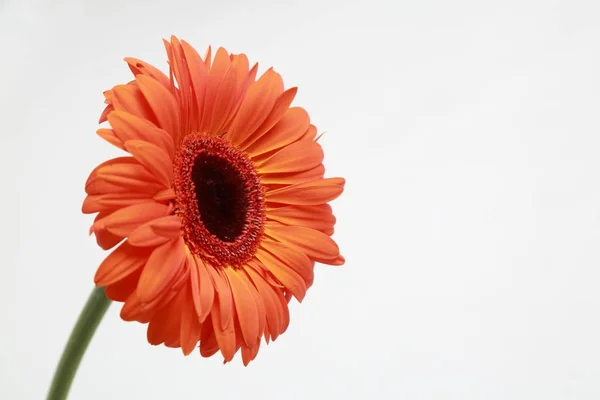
[82,36,344,365]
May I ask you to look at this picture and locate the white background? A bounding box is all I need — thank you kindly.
[2,0,600,398]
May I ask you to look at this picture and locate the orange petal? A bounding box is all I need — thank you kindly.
[91,211,123,250]
[246,278,266,345]
[136,74,181,139]
[163,38,190,135]
[260,239,314,287]
[245,267,284,341]
[266,204,335,233]
[199,47,232,133]
[82,194,154,214]
[147,310,169,346]
[94,229,122,250]
[276,287,291,335]
[247,258,285,288]
[87,157,141,183]
[189,254,215,322]
[131,266,188,323]
[260,164,325,185]
[110,82,155,122]
[224,68,283,146]
[99,104,114,124]
[127,219,173,247]
[210,296,237,362]
[244,107,310,157]
[255,248,307,302]
[327,255,345,265]
[121,290,154,323]
[299,124,317,141]
[266,178,345,205]
[180,284,202,355]
[224,268,260,347]
[108,111,175,158]
[153,188,176,202]
[147,290,183,346]
[257,139,323,174]
[239,87,298,150]
[104,268,142,302]
[208,54,250,134]
[149,215,182,239]
[180,40,210,132]
[124,140,173,187]
[96,128,124,150]
[203,46,212,67]
[94,241,150,286]
[221,58,258,131]
[92,161,164,194]
[241,341,261,366]
[207,267,233,330]
[265,222,341,262]
[199,316,220,358]
[85,175,156,198]
[93,203,169,237]
[125,57,171,88]
[137,237,186,302]
[85,157,154,195]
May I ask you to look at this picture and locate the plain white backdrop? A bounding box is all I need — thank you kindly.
[2,0,600,398]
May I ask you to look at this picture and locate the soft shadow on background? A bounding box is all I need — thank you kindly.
[1,0,600,399]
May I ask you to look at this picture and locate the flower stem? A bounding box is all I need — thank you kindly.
[47,287,111,400]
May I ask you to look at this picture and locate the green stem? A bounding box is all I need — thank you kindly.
[47,287,112,400]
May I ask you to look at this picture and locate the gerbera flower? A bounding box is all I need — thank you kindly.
[83,36,344,365]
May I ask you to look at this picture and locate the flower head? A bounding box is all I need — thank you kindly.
[83,36,344,365]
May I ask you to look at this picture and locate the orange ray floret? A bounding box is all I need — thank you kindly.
[84,36,344,365]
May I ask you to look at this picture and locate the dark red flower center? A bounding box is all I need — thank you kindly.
[192,154,248,242]
[173,134,265,267]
